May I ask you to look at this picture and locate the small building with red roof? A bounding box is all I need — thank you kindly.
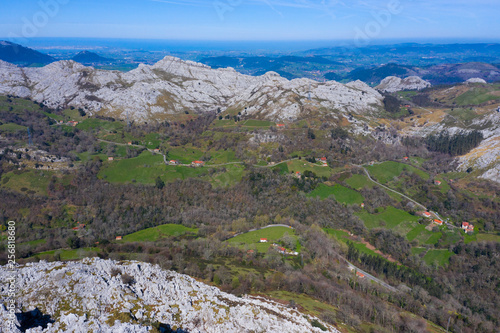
[260,238,267,243]
[169,160,179,165]
[434,180,442,185]
[115,236,122,240]
[276,124,285,128]
[422,211,432,218]
[434,219,443,225]
[462,222,474,233]
[356,271,365,278]
[191,161,205,167]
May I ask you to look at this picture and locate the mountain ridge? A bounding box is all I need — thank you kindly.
[0,56,384,124]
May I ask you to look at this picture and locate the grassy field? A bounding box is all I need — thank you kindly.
[165,145,204,164]
[243,119,275,127]
[356,206,420,229]
[98,151,165,184]
[423,249,453,267]
[211,119,236,128]
[227,226,297,253]
[99,149,243,186]
[265,290,338,317]
[366,161,429,184]
[76,118,124,131]
[454,87,500,106]
[207,150,240,165]
[323,228,350,240]
[433,176,451,194]
[323,228,382,257]
[123,224,197,242]
[308,183,364,204]
[406,224,427,241]
[1,170,55,196]
[209,164,245,188]
[425,232,443,245]
[344,174,373,190]
[35,247,100,261]
[272,162,290,174]
[476,233,500,242]
[411,247,427,256]
[0,122,27,133]
[446,108,479,124]
[287,159,333,178]
[19,239,47,247]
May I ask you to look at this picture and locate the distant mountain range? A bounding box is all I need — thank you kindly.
[2,40,500,86]
[343,62,500,85]
[0,40,54,65]
[0,41,113,67]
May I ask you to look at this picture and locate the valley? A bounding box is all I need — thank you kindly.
[1,72,499,331]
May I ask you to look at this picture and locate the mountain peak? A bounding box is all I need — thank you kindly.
[72,50,111,64]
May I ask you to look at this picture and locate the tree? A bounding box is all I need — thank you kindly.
[383,95,401,114]
[307,128,316,140]
[67,236,81,249]
[155,176,165,189]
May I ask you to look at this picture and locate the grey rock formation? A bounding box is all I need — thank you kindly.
[376,76,431,93]
[465,77,487,84]
[0,57,384,122]
[0,258,338,333]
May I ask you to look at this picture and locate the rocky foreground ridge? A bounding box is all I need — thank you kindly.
[0,258,338,333]
[0,57,383,122]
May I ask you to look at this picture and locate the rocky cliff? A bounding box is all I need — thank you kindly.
[0,258,338,333]
[0,57,384,123]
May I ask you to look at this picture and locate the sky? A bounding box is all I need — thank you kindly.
[0,0,499,42]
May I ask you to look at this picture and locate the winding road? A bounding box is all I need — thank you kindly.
[354,164,427,211]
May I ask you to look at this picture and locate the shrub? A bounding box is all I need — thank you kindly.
[110,268,122,277]
[121,273,135,285]
[311,319,327,331]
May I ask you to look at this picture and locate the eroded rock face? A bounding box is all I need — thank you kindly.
[0,57,384,122]
[376,76,431,93]
[0,258,338,333]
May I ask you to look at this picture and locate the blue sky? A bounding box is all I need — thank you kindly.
[0,0,499,41]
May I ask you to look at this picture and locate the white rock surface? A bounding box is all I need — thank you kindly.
[376,76,431,93]
[465,78,487,84]
[0,57,384,122]
[0,258,338,333]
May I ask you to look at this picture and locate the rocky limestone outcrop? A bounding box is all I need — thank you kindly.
[465,77,487,84]
[0,57,384,123]
[376,76,431,93]
[0,258,338,333]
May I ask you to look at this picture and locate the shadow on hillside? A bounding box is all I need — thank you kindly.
[15,308,54,332]
[155,322,190,333]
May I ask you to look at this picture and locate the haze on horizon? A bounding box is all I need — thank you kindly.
[0,0,499,44]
